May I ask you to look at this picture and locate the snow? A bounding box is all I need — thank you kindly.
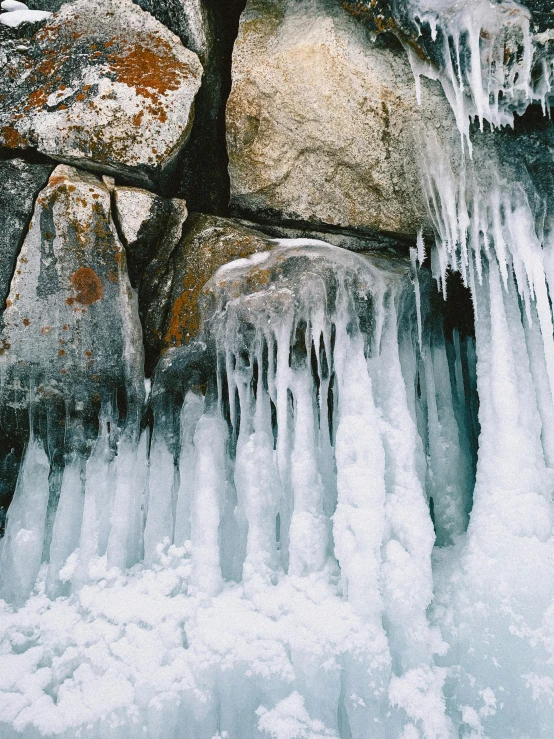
[0,1,52,27]
[1,1,28,10]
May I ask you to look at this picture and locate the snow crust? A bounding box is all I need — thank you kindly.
[0,0,51,26]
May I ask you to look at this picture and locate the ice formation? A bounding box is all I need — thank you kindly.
[405,0,554,146]
[0,240,481,737]
[403,0,554,729]
[1,0,554,736]
[411,128,554,735]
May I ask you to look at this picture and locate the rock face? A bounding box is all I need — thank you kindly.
[0,159,53,316]
[0,0,203,186]
[0,165,144,445]
[226,0,456,238]
[113,185,188,289]
[141,214,273,373]
[133,0,209,60]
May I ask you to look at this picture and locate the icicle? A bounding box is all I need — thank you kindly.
[174,391,205,547]
[288,363,328,576]
[0,438,50,605]
[234,364,281,591]
[46,453,86,598]
[423,337,471,544]
[107,432,148,571]
[410,247,423,351]
[407,0,550,141]
[332,307,386,619]
[274,317,294,571]
[71,419,113,589]
[189,413,227,596]
[143,431,176,565]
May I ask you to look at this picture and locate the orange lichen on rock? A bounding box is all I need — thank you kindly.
[161,222,272,352]
[1,126,29,149]
[70,267,104,305]
[106,35,193,120]
[164,270,200,349]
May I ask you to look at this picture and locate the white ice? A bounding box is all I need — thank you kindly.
[406,0,553,147]
[0,241,462,737]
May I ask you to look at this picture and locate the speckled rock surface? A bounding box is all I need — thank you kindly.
[133,0,209,61]
[226,0,457,238]
[0,165,144,444]
[141,214,273,373]
[0,0,203,186]
[0,159,53,316]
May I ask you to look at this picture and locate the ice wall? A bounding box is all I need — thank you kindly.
[413,134,554,735]
[0,241,477,737]
[404,0,554,722]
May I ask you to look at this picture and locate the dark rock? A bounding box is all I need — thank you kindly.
[172,0,247,215]
[113,185,188,289]
[0,158,53,318]
[25,0,68,10]
[133,0,209,61]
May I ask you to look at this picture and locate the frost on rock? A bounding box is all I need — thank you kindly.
[0,239,477,738]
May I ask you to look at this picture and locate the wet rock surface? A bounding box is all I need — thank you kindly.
[141,214,273,374]
[0,165,144,445]
[0,0,203,186]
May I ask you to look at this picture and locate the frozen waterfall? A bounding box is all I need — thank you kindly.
[0,241,480,738]
[1,0,554,736]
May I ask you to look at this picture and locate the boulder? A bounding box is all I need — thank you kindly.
[113,185,188,289]
[226,0,456,239]
[0,159,53,316]
[0,0,203,187]
[0,164,144,446]
[142,214,273,374]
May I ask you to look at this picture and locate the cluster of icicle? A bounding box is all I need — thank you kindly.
[416,140,554,735]
[405,0,553,148]
[0,242,478,737]
[408,0,554,727]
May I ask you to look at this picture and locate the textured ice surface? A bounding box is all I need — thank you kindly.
[0,241,474,737]
[405,0,553,147]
